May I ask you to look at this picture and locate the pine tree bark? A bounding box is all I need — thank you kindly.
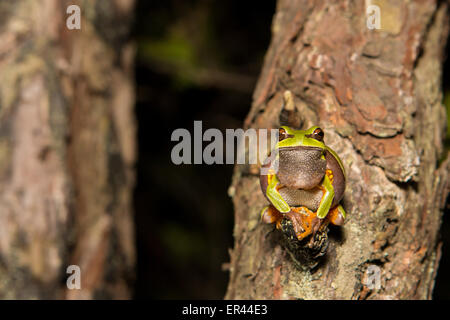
[0,0,136,299]
[226,0,450,300]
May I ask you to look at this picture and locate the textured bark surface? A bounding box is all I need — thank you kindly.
[226,0,450,299]
[0,0,136,299]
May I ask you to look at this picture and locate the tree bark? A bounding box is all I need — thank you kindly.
[0,0,136,299]
[226,0,450,300]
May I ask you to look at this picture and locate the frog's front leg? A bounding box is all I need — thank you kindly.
[261,205,321,242]
[266,174,290,213]
[316,171,335,219]
[285,207,321,241]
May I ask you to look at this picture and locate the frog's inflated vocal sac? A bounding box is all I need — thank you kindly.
[260,126,346,242]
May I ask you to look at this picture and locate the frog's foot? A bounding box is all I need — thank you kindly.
[326,169,334,184]
[261,205,284,229]
[285,207,322,241]
[326,205,346,226]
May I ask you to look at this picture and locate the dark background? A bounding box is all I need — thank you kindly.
[132,1,450,299]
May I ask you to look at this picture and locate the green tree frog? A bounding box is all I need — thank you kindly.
[260,126,346,242]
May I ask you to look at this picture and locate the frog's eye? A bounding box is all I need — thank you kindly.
[279,128,288,141]
[311,128,324,141]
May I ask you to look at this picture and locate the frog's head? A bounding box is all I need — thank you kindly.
[276,126,327,190]
[277,126,326,149]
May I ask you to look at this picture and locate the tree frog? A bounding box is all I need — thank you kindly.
[260,126,346,242]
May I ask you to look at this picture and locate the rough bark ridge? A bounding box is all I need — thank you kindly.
[226,0,449,299]
[0,0,136,299]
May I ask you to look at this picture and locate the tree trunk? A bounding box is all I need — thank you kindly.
[226,0,450,300]
[0,0,136,299]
